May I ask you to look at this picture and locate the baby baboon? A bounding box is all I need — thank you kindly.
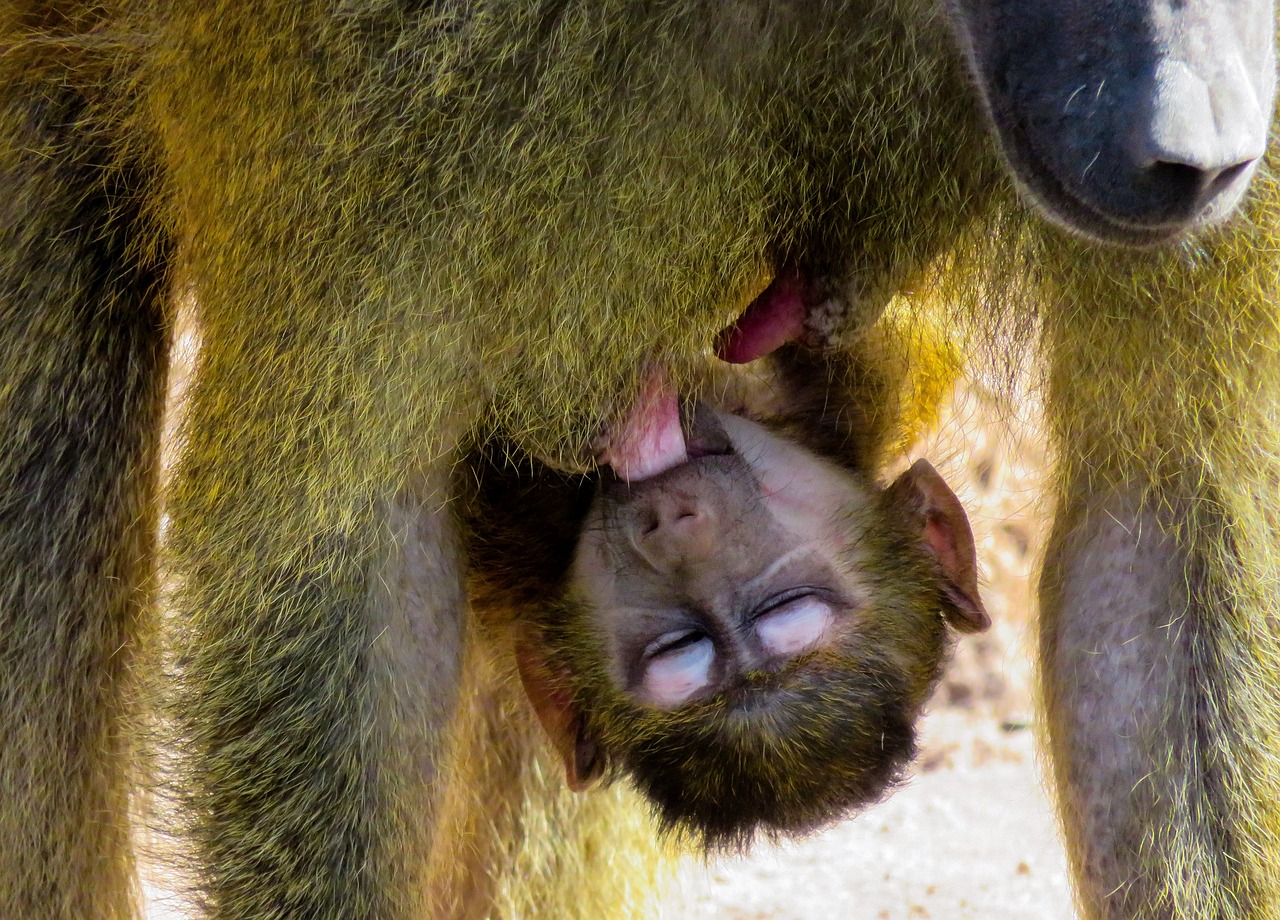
[3,2,1280,920]
[480,338,986,849]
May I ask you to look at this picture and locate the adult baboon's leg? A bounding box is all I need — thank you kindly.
[1036,169,1280,919]
[163,272,472,919]
[166,446,467,920]
[0,62,171,920]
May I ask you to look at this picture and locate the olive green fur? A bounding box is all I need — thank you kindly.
[1032,153,1280,918]
[0,13,169,920]
[462,337,944,618]
[422,627,673,918]
[465,342,961,852]
[4,3,1280,920]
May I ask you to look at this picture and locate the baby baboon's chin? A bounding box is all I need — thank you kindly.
[611,665,924,850]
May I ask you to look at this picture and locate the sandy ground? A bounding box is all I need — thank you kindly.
[668,712,1072,920]
[665,379,1074,919]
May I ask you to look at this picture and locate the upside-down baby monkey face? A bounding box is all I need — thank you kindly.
[572,406,882,711]
[516,401,985,845]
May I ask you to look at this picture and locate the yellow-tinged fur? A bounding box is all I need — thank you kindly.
[424,627,674,919]
[3,1,1280,919]
[1033,158,1280,918]
[862,298,968,460]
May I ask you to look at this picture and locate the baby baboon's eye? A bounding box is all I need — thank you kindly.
[641,630,715,708]
[755,595,834,658]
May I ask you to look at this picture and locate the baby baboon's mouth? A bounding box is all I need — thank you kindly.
[681,401,733,461]
[686,442,733,460]
[596,394,733,487]
[594,370,687,482]
[602,269,809,482]
[597,404,739,503]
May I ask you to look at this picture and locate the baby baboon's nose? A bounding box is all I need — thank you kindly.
[632,491,717,569]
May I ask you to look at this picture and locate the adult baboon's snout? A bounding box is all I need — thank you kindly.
[949,0,1277,245]
[1128,16,1272,225]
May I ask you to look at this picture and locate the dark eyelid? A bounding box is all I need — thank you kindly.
[642,625,708,661]
[749,587,822,620]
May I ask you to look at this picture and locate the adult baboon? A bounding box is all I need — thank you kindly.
[1,3,1277,920]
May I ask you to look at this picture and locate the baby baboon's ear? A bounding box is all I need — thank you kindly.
[888,459,990,633]
[514,629,605,791]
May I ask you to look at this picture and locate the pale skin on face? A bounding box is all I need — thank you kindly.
[571,409,878,709]
[518,401,985,789]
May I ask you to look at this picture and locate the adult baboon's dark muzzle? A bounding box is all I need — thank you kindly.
[948,0,1277,245]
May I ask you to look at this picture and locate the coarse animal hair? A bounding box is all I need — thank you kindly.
[2,1,1279,919]
[540,489,951,851]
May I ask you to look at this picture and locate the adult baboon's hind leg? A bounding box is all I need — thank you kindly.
[161,246,474,917]
[1036,169,1280,919]
[0,55,171,920]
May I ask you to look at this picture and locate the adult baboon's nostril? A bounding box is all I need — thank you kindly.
[1132,54,1268,219]
[1144,155,1258,216]
[1145,160,1206,197]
